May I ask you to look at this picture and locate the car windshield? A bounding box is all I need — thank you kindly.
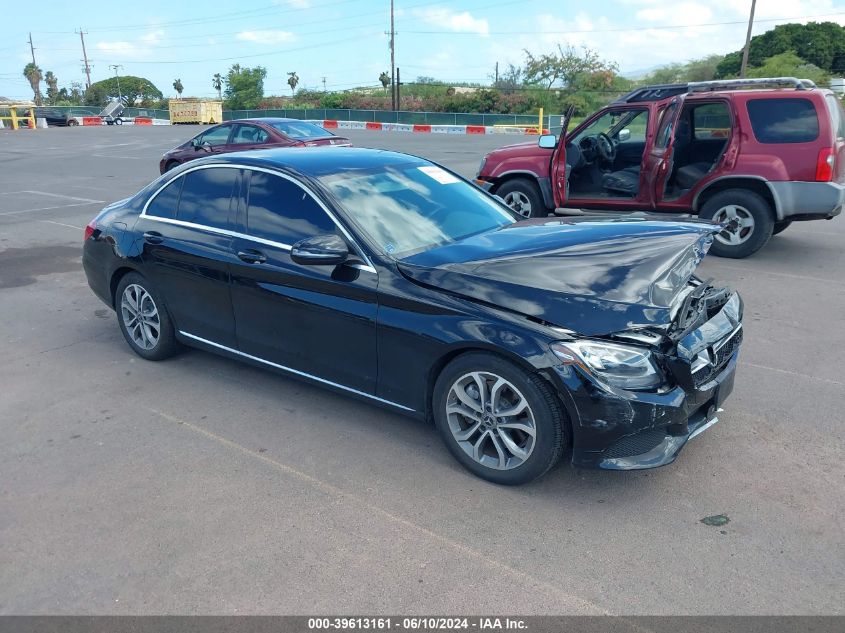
[267,120,332,139]
[319,163,516,258]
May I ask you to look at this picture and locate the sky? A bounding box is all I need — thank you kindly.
[2,0,845,101]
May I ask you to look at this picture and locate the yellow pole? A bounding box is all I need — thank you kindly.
[538,107,544,134]
[11,107,18,130]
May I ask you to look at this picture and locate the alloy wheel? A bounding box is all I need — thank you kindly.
[502,191,533,218]
[120,284,161,350]
[713,204,755,246]
[446,371,537,470]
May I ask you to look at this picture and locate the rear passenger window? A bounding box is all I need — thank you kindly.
[747,98,819,143]
[245,171,335,245]
[146,177,183,219]
[178,168,238,229]
[826,95,845,139]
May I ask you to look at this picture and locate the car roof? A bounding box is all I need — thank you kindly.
[189,147,429,177]
[230,117,318,125]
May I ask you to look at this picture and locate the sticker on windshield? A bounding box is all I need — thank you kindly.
[417,165,459,184]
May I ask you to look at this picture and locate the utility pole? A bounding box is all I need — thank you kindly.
[322,76,327,92]
[389,0,396,111]
[77,28,92,89]
[495,61,499,85]
[110,64,123,103]
[27,33,36,66]
[739,0,757,78]
[396,67,401,111]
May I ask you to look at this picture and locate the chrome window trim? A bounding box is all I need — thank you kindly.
[140,162,376,273]
[179,330,414,412]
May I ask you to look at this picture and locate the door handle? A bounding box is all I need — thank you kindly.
[237,249,267,264]
[143,231,163,244]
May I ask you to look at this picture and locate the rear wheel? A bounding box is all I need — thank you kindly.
[700,189,774,258]
[115,272,180,361]
[773,220,792,235]
[67,119,78,127]
[496,178,548,219]
[433,352,566,485]
[164,160,180,172]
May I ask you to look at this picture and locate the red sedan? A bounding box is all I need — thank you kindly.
[159,118,351,173]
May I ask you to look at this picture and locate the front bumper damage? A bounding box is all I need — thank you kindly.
[548,291,743,470]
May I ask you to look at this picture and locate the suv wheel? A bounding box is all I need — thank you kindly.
[700,189,774,258]
[496,179,547,219]
[115,272,180,361]
[433,352,566,485]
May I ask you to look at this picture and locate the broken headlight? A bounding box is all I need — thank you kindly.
[551,340,663,390]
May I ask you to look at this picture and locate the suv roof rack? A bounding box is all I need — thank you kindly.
[688,77,816,92]
[613,83,689,104]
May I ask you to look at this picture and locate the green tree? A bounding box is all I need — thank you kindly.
[23,63,43,105]
[224,64,267,110]
[212,73,223,100]
[287,71,299,95]
[84,76,163,107]
[643,54,724,85]
[746,51,829,86]
[492,63,523,94]
[172,78,183,99]
[523,44,617,90]
[379,71,391,92]
[44,71,58,104]
[716,21,845,77]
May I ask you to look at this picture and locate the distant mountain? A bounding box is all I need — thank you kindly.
[621,65,664,81]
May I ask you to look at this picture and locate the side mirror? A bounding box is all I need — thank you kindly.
[618,128,631,142]
[291,234,349,266]
[538,134,557,149]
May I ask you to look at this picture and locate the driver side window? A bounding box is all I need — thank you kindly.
[196,124,232,147]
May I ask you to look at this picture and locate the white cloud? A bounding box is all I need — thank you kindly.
[95,29,164,59]
[236,30,297,44]
[414,7,489,35]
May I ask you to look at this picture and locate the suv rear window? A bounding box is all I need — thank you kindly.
[746,98,819,144]
[825,95,845,139]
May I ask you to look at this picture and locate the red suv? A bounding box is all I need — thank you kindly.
[476,78,844,258]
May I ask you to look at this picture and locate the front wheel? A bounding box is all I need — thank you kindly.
[700,189,774,258]
[433,352,566,485]
[115,272,180,361]
[496,178,548,219]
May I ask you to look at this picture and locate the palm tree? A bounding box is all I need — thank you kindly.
[287,71,299,95]
[379,71,391,92]
[23,63,43,106]
[212,73,223,100]
[172,78,183,99]
[45,71,58,105]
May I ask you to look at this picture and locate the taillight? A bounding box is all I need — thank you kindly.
[816,147,835,182]
[84,219,97,241]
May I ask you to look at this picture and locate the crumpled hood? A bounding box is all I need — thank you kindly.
[399,218,718,336]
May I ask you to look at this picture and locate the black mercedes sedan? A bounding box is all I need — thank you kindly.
[83,147,743,485]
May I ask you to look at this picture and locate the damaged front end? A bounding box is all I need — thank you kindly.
[548,275,743,471]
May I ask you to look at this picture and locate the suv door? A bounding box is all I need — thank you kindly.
[136,165,243,348]
[229,168,379,394]
[642,100,680,208]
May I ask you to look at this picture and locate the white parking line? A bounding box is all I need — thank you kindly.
[0,201,104,217]
[0,190,103,204]
[39,219,84,230]
[740,361,845,388]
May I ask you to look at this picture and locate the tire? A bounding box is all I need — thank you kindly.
[115,117,123,126]
[67,119,78,127]
[433,352,566,485]
[773,220,792,235]
[496,178,548,219]
[699,189,774,259]
[164,160,180,172]
[115,272,180,361]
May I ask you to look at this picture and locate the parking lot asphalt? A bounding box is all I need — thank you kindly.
[0,125,843,615]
